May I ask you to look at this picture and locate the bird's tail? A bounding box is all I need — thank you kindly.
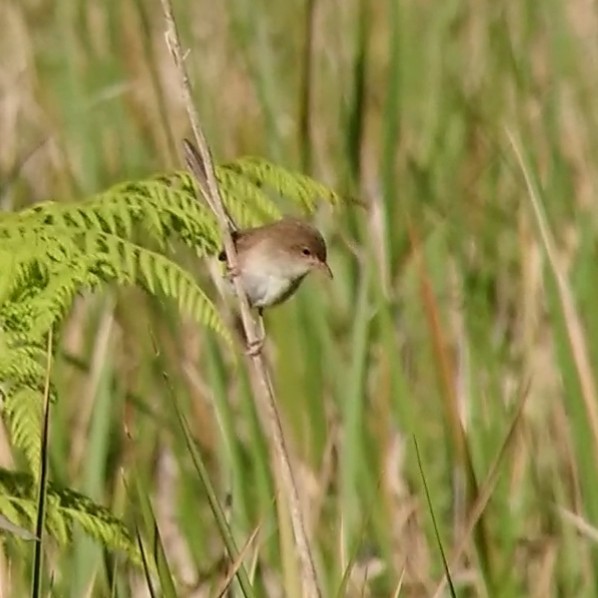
[182,138,238,232]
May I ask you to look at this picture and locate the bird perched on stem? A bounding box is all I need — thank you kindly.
[183,139,332,354]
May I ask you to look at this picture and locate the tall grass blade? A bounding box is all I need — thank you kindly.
[413,436,456,598]
[162,372,255,597]
[30,330,53,598]
[132,475,178,598]
[135,527,158,598]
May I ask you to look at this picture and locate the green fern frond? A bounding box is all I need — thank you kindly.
[0,495,36,539]
[1,226,229,345]
[0,331,48,472]
[2,207,218,341]
[154,170,278,231]
[8,179,221,257]
[0,468,140,564]
[0,250,17,306]
[0,339,47,390]
[2,494,70,545]
[0,173,235,483]
[215,168,283,226]
[56,486,139,563]
[2,389,42,472]
[45,493,70,545]
[0,505,36,540]
[223,156,342,213]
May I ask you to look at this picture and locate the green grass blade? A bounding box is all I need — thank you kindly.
[414,436,456,598]
[30,331,53,598]
[161,372,255,598]
[132,476,178,598]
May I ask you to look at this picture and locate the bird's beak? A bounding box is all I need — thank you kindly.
[318,261,333,279]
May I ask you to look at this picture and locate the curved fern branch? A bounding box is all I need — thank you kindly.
[221,157,342,212]
[0,468,140,564]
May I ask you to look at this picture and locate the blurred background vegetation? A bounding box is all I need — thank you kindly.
[2,0,598,595]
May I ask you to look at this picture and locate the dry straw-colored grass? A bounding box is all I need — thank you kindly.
[3,0,598,596]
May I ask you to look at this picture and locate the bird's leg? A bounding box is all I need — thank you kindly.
[223,259,264,355]
[246,308,266,356]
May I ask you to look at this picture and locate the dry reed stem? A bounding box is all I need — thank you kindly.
[432,376,531,597]
[507,129,598,463]
[215,521,263,597]
[158,1,321,595]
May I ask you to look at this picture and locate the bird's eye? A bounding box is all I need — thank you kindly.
[301,247,311,256]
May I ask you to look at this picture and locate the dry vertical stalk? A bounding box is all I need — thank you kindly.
[158,1,321,596]
[507,129,598,462]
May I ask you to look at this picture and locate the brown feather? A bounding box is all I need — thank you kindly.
[218,218,327,263]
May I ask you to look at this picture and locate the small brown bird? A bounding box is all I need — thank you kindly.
[219,218,332,313]
[183,139,332,352]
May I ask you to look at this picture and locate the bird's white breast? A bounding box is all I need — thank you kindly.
[231,242,311,308]
[240,271,295,308]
